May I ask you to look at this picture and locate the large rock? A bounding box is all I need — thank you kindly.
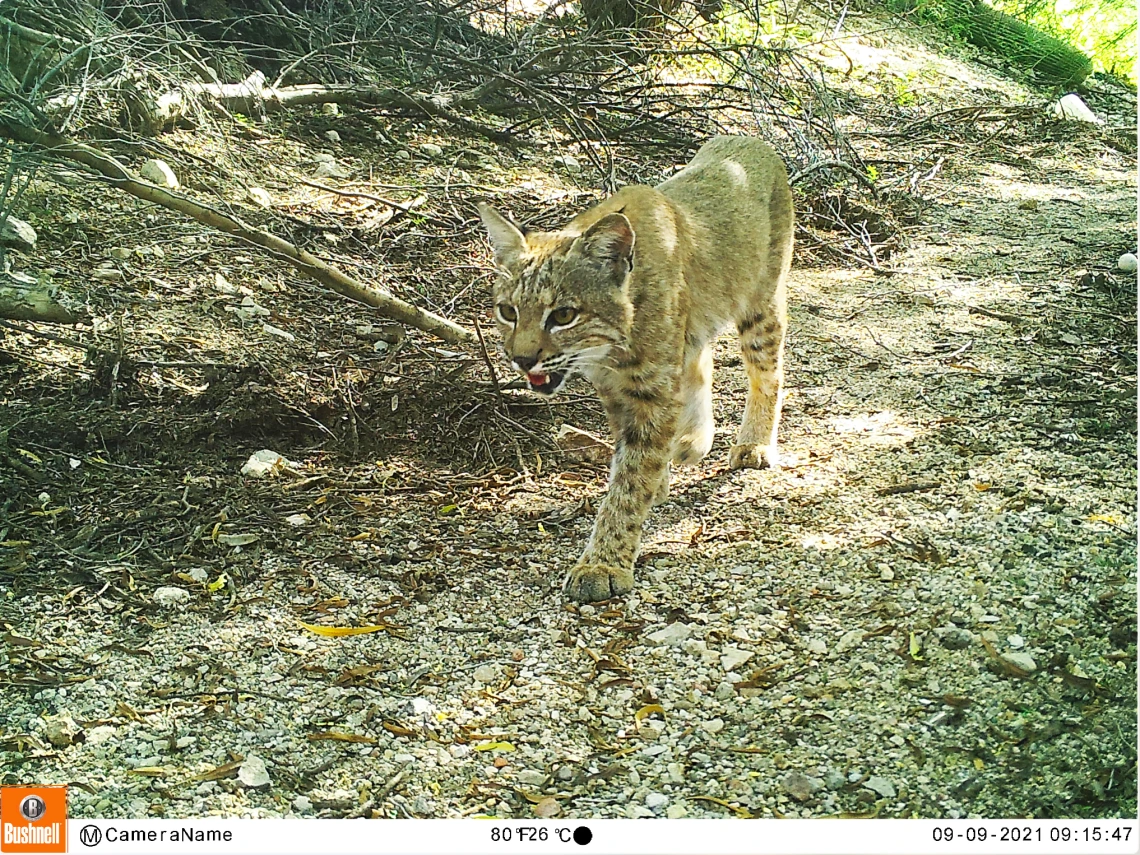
[1,215,37,252]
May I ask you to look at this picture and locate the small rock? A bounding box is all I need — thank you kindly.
[864,775,896,799]
[824,769,846,790]
[472,664,499,684]
[154,586,190,608]
[835,629,864,653]
[939,627,974,650]
[1007,634,1025,649]
[87,725,116,745]
[320,103,340,117]
[555,766,573,781]
[241,450,296,478]
[714,681,735,701]
[0,215,37,251]
[395,150,411,161]
[806,638,828,655]
[238,754,271,788]
[394,753,415,764]
[313,157,349,179]
[187,567,208,583]
[647,623,692,646]
[1117,253,1137,273]
[517,770,546,787]
[1052,93,1101,124]
[196,781,218,796]
[645,792,668,809]
[880,568,895,581]
[420,143,444,158]
[292,795,313,813]
[665,804,688,819]
[782,771,821,802]
[140,159,180,189]
[323,130,341,143]
[409,697,433,716]
[533,797,560,818]
[1000,651,1037,673]
[248,187,274,208]
[43,716,80,748]
[699,718,725,735]
[262,323,295,341]
[720,646,754,671]
[552,154,581,174]
[555,425,613,465]
[285,513,311,527]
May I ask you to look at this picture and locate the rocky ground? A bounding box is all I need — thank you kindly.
[0,4,1135,823]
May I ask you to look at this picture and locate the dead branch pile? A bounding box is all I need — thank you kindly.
[0,0,910,343]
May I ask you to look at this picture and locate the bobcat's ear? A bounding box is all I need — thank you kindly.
[478,203,527,268]
[576,213,635,272]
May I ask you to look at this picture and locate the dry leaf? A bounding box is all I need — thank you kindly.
[634,703,666,728]
[307,731,378,745]
[299,621,390,637]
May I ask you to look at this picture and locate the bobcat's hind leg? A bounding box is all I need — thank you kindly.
[671,343,715,466]
[730,304,785,470]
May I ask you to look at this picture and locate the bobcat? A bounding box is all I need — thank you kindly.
[479,135,793,602]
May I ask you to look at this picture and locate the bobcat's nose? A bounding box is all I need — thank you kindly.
[513,355,539,371]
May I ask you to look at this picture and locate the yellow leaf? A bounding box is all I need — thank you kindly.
[974,483,992,491]
[973,757,985,771]
[1086,513,1121,525]
[690,796,753,818]
[473,741,515,752]
[634,703,666,727]
[0,541,32,548]
[210,521,222,542]
[908,632,924,661]
[207,572,228,593]
[299,621,389,637]
[17,449,42,464]
[438,504,459,516]
[349,531,373,541]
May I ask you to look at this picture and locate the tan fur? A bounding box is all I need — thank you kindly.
[479,135,794,602]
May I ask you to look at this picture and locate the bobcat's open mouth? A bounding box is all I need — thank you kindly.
[526,370,566,395]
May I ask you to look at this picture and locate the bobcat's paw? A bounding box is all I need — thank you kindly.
[563,562,635,603]
[728,443,779,471]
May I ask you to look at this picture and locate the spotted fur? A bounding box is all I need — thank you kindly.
[479,136,793,602]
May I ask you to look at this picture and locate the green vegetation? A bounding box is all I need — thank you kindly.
[991,0,1137,83]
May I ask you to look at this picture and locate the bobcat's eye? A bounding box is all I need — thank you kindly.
[496,304,518,324]
[548,306,579,328]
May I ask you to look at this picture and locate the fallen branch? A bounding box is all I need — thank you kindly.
[0,119,474,344]
[0,271,88,324]
[136,71,511,143]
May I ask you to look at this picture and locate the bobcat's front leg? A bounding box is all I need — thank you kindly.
[564,397,677,602]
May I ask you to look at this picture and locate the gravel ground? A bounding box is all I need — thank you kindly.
[1,10,1136,824]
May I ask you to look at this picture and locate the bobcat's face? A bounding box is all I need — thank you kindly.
[479,204,635,395]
